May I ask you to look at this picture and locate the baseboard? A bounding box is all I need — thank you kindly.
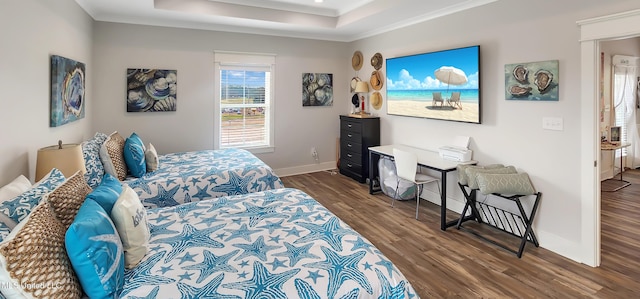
[533,228,590,265]
[275,161,337,177]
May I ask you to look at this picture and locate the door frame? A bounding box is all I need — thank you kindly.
[578,9,640,267]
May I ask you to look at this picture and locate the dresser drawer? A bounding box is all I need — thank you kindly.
[340,160,362,174]
[340,120,362,133]
[341,141,362,155]
[340,150,362,164]
[341,130,362,143]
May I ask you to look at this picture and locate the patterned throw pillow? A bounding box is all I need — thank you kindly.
[0,175,31,202]
[123,132,147,178]
[0,222,10,243]
[145,143,159,172]
[0,203,82,299]
[66,199,124,299]
[0,168,65,225]
[476,172,537,195]
[44,171,92,229]
[100,131,128,181]
[81,132,108,189]
[457,164,504,186]
[465,166,517,190]
[0,175,32,232]
[111,185,150,269]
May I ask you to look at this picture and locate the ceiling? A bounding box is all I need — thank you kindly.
[74,0,497,42]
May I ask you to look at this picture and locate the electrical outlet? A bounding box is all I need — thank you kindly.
[311,147,318,158]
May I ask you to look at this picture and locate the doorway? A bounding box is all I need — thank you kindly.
[579,9,640,267]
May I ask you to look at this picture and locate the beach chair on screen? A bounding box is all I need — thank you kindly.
[448,92,462,109]
[432,92,444,108]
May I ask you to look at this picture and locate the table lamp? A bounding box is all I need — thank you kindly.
[354,81,370,115]
[35,140,86,181]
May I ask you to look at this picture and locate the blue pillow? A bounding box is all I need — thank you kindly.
[85,173,123,214]
[0,168,65,224]
[123,133,146,178]
[66,198,124,299]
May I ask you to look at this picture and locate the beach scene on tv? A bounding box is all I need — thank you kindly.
[386,46,480,123]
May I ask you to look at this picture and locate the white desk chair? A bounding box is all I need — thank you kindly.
[392,148,441,219]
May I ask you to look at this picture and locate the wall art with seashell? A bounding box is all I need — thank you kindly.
[127,69,177,112]
[504,60,558,101]
[302,73,333,107]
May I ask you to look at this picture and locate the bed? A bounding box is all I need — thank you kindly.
[122,148,285,209]
[82,133,284,209]
[120,188,418,298]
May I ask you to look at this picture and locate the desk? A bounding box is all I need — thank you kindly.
[368,144,476,230]
[601,142,631,192]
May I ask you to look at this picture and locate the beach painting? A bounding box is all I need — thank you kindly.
[386,45,480,124]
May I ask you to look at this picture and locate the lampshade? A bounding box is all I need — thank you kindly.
[35,141,86,181]
[354,81,369,93]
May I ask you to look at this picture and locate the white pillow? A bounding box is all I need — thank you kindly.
[0,175,31,202]
[145,143,159,172]
[0,175,32,230]
[110,185,150,269]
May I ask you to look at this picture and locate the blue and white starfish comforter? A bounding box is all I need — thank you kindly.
[123,148,284,209]
[121,188,418,298]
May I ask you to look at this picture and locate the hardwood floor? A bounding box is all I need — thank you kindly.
[281,169,640,298]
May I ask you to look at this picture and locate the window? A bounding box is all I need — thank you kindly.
[214,52,275,153]
[613,64,636,158]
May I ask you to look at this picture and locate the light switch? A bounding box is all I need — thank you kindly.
[542,117,563,131]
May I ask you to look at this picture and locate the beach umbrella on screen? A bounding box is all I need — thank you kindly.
[434,66,467,95]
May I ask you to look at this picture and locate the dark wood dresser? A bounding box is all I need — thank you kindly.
[339,115,380,183]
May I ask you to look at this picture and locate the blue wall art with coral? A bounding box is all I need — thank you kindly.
[50,55,85,127]
[127,69,177,112]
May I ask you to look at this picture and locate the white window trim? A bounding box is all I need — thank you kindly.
[214,51,276,153]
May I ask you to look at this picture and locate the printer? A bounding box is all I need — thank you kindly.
[438,136,473,162]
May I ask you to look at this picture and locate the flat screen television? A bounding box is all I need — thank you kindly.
[386,45,481,124]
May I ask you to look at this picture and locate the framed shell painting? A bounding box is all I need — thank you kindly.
[505,60,558,101]
[302,73,333,106]
[50,55,85,127]
[127,69,177,112]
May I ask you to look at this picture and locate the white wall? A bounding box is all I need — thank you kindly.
[0,0,94,184]
[351,0,640,263]
[91,23,349,175]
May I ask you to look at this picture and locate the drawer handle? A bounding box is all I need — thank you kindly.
[347,144,352,148]
[347,154,352,158]
[347,163,353,168]
[347,134,353,138]
[348,124,352,128]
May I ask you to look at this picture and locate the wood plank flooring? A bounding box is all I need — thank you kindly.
[281,169,640,298]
